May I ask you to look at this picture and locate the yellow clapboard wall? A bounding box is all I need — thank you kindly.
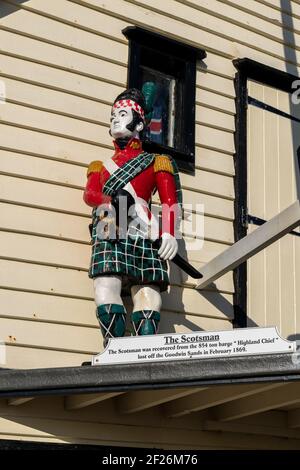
[0,0,298,365]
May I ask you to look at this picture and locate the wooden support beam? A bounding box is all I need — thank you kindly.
[196,200,300,289]
[8,397,35,406]
[117,388,207,414]
[164,383,283,418]
[65,392,123,411]
[203,418,300,439]
[288,408,300,428]
[214,383,300,422]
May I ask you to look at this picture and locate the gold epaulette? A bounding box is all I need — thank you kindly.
[87,160,103,177]
[153,154,174,175]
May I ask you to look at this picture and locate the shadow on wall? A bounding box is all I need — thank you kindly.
[281,0,300,199]
[162,238,235,333]
[0,1,29,19]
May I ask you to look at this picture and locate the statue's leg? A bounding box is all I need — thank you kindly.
[131,285,162,336]
[94,275,126,344]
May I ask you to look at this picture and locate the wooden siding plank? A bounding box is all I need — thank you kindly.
[178,189,233,221]
[0,170,234,222]
[256,0,300,18]
[0,226,233,269]
[197,72,235,98]
[6,0,300,71]
[0,29,127,85]
[4,345,91,369]
[0,317,100,354]
[134,0,300,67]
[263,87,281,331]
[0,123,112,165]
[223,0,300,31]
[0,231,90,270]
[180,170,234,200]
[3,0,237,77]
[0,102,110,147]
[0,53,235,112]
[3,77,113,123]
[163,313,233,332]
[180,0,300,44]
[75,0,237,57]
[0,288,97,327]
[0,3,128,65]
[195,148,235,177]
[0,260,234,319]
[0,202,232,261]
[38,0,296,76]
[2,76,235,135]
[0,100,234,153]
[0,54,124,104]
[0,149,235,202]
[247,83,266,327]
[3,0,131,43]
[0,203,90,244]
[196,88,236,115]
[0,288,232,332]
[196,105,235,132]
[196,124,235,154]
[0,150,86,188]
[0,175,88,215]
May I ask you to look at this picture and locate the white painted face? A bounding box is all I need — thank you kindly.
[110,106,134,139]
[110,106,144,139]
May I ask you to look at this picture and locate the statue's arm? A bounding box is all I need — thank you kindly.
[154,156,179,237]
[83,161,111,207]
[154,156,180,260]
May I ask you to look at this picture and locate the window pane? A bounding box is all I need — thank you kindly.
[141,67,176,148]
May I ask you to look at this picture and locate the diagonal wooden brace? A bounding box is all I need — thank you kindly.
[196,200,300,290]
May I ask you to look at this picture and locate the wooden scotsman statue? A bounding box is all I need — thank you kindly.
[84,88,182,344]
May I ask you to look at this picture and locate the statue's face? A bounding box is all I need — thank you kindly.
[110,106,134,139]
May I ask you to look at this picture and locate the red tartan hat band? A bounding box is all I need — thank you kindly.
[113,99,145,120]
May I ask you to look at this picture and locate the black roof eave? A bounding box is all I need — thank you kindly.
[0,353,300,399]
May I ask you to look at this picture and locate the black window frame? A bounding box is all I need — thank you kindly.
[233,57,299,328]
[122,26,206,174]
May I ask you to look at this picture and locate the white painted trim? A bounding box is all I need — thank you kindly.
[196,200,300,290]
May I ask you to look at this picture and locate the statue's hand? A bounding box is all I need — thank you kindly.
[158,233,178,260]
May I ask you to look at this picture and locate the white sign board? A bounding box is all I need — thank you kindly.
[92,327,296,366]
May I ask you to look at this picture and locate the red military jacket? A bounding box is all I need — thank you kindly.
[83,138,178,236]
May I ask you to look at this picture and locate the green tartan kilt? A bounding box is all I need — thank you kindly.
[88,230,169,295]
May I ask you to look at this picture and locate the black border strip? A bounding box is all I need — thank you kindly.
[248,214,300,237]
[248,96,300,123]
[233,68,248,328]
